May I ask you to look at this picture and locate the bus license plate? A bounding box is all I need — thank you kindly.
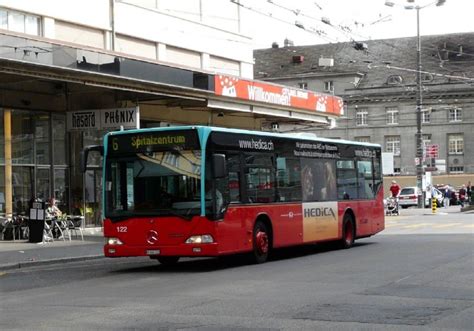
[146,250,160,255]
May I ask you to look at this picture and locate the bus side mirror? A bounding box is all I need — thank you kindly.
[80,145,104,173]
[212,154,227,179]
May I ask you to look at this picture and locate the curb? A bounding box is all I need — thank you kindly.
[0,255,104,271]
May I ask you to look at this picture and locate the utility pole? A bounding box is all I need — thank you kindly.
[415,6,423,208]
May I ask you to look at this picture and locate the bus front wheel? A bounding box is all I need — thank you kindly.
[156,256,180,266]
[251,220,270,264]
[340,214,355,249]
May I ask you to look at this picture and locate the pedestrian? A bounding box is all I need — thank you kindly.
[459,185,467,208]
[46,198,62,219]
[443,185,451,208]
[389,180,401,198]
[467,181,472,204]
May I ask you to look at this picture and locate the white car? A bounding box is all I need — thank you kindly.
[397,187,420,208]
[397,186,443,208]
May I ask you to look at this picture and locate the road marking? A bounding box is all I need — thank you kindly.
[402,223,434,229]
[432,223,463,228]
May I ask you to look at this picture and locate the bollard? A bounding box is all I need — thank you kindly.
[432,198,437,214]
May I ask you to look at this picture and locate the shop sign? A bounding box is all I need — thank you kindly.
[214,75,344,116]
[67,107,140,131]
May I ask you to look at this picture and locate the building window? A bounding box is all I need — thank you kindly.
[448,166,464,173]
[386,75,403,85]
[421,73,434,82]
[356,109,368,126]
[422,134,431,149]
[422,109,431,123]
[0,8,40,36]
[385,136,400,156]
[448,108,462,122]
[298,82,308,89]
[355,136,370,143]
[386,107,399,125]
[324,81,334,92]
[448,134,463,154]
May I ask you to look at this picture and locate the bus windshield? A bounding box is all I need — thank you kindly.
[105,150,202,220]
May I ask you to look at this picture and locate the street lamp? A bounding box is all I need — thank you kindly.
[385,0,446,208]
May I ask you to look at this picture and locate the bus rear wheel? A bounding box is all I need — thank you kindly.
[251,220,270,264]
[156,256,180,266]
[340,214,355,249]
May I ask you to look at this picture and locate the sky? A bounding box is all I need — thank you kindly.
[239,0,473,49]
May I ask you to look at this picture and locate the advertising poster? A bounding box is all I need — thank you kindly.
[302,201,338,242]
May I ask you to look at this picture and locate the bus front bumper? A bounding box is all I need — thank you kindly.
[104,243,220,258]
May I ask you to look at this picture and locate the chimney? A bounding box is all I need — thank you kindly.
[284,38,294,47]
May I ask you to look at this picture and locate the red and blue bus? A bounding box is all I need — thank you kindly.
[82,126,384,265]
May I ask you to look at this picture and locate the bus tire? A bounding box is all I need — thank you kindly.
[251,220,270,264]
[340,213,355,249]
[157,256,180,265]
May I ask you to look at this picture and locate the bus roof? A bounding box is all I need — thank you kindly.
[106,125,381,149]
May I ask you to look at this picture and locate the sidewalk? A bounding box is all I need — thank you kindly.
[400,204,474,216]
[0,227,104,271]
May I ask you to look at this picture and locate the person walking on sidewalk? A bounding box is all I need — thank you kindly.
[389,180,401,198]
[467,181,472,204]
[443,185,451,208]
[459,185,467,208]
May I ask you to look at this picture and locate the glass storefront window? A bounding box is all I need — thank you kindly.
[0,110,69,217]
[83,130,104,166]
[12,110,34,165]
[53,114,67,165]
[54,168,68,213]
[35,113,50,165]
[12,166,33,215]
[36,168,50,203]
[0,109,4,164]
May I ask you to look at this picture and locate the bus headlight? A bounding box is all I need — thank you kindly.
[185,234,214,244]
[106,237,123,245]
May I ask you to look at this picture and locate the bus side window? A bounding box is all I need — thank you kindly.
[245,154,275,203]
[276,157,301,202]
[373,158,382,196]
[227,154,241,203]
[336,160,357,200]
[357,160,374,199]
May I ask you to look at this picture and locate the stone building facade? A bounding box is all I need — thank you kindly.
[254,33,474,184]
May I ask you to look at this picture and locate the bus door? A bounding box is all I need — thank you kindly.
[217,153,246,252]
[356,160,376,236]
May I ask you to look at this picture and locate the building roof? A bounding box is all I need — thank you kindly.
[254,33,474,90]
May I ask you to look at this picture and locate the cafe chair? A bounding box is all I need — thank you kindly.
[67,215,84,241]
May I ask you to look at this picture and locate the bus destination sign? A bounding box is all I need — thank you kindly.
[107,130,199,154]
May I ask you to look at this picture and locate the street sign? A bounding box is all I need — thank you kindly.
[425,144,439,158]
